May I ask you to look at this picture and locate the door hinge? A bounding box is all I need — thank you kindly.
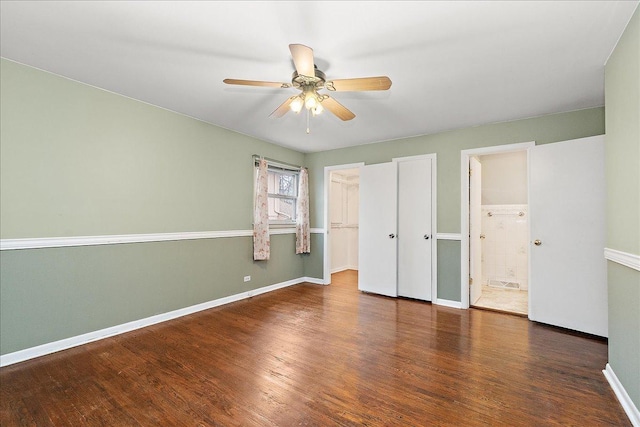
[469,168,472,177]
[469,277,473,285]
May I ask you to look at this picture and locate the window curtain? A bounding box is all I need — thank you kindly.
[296,167,311,254]
[253,159,270,260]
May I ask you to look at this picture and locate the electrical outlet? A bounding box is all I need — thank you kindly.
[243,275,251,282]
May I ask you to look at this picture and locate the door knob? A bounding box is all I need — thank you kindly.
[424,234,430,240]
[534,239,542,246]
[389,233,395,239]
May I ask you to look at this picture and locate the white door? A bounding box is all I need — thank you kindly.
[358,162,398,297]
[397,157,433,301]
[469,156,483,305]
[529,135,607,337]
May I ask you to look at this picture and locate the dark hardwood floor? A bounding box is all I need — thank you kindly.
[0,270,629,426]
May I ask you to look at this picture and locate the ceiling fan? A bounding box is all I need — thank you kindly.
[223,44,391,129]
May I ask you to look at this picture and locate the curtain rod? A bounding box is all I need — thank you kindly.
[252,154,302,171]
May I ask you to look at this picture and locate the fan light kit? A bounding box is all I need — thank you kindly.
[224,44,392,134]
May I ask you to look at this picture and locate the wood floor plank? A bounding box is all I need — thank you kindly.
[0,270,630,426]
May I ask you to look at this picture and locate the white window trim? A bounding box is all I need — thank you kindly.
[253,157,301,227]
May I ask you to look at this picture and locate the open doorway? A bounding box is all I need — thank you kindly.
[323,163,364,285]
[471,151,529,315]
[460,141,534,313]
[329,168,360,275]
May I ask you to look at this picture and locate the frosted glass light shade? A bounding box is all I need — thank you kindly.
[290,97,303,113]
[304,93,317,110]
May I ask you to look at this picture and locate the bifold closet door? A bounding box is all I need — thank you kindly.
[397,157,433,301]
[358,162,398,297]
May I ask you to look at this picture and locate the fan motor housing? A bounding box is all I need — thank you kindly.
[291,66,326,89]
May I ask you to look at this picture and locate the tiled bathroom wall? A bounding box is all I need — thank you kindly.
[481,204,528,290]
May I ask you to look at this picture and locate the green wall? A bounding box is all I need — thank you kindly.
[437,241,462,302]
[0,235,303,354]
[605,6,640,409]
[304,107,606,299]
[0,59,307,355]
[0,59,303,237]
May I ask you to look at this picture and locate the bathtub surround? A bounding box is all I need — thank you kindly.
[481,205,529,291]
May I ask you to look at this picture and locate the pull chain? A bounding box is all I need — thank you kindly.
[306,108,310,134]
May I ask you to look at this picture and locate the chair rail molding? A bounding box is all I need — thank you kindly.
[604,248,640,272]
[436,233,462,241]
[1,228,326,251]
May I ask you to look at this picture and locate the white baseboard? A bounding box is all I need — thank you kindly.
[330,266,358,274]
[331,266,349,274]
[603,363,640,426]
[0,277,309,367]
[301,277,325,285]
[435,298,463,309]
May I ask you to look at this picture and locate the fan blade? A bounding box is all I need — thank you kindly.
[325,76,392,91]
[321,96,355,121]
[270,96,296,118]
[223,79,290,88]
[289,44,315,77]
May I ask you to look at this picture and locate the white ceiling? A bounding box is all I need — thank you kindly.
[1,1,637,153]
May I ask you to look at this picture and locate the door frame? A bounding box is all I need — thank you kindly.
[323,162,365,285]
[469,155,483,306]
[460,141,535,309]
[392,153,438,302]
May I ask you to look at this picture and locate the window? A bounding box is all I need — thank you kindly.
[255,160,300,225]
